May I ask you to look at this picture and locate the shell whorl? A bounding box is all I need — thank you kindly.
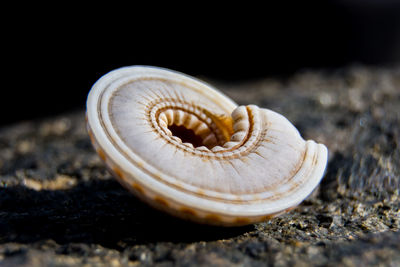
[86,66,328,226]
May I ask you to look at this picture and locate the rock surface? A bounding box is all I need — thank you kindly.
[0,66,399,266]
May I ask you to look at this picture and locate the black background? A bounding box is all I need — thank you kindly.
[3,1,400,126]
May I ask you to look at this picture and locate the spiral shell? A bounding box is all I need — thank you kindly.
[86,66,328,226]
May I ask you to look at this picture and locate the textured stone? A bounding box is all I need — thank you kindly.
[0,66,399,266]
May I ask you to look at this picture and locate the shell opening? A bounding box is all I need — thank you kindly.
[168,124,207,148]
[158,108,234,150]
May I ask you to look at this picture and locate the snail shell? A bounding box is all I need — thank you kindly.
[86,66,328,226]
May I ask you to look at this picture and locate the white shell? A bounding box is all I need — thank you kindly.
[86,66,328,226]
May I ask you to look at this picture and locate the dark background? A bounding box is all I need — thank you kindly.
[3,1,400,126]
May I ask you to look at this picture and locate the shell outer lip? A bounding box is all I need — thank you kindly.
[86,65,329,223]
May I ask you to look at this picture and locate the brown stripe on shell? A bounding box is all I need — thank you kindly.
[234,217,251,225]
[153,196,169,207]
[112,166,124,179]
[179,207,197,217]
[204,214,222,224]
[97,147,107,161]
[132,183,145,194]
[87,127,95,144]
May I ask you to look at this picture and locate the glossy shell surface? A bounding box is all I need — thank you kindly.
[86,66,328,226]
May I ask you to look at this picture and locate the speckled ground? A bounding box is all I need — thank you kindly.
[0,66,399,266]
